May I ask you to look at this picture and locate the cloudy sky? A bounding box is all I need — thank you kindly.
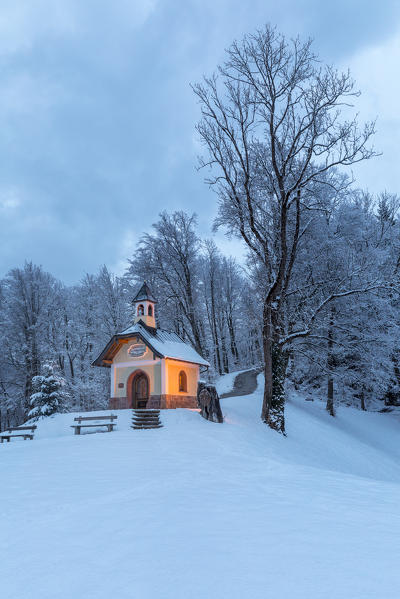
[0,0,400,283]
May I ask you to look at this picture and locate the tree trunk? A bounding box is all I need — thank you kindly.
[261,303,286,434]
[326,306,336,417]
[360,389,366,411]
[227,313,239,365]
[221,338,229,373]
[219,315,229,373]
[185,273,204,357]
[68,354,75,379]
[210,275,223,374]
[326,377,335,416]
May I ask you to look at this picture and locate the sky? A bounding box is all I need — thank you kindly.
[0,0,400,284]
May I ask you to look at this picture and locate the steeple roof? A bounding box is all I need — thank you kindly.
[133,281,157,303]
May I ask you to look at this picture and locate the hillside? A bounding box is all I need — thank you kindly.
[1,375,400,598]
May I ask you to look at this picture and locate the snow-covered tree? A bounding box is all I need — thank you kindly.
[0,262,61,419]
[1,195,399,432]
[127,211,205,354]
[286,189,399,414]
[28,364,67,419]
[193,25,377,432]
[126,211,260,374]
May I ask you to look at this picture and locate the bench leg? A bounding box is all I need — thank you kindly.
[75,427,81,435]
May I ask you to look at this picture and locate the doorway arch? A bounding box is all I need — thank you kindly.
[127,370,150,409]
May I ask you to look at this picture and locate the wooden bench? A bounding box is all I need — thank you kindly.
[0,425,37,443]
[71,414,118,435]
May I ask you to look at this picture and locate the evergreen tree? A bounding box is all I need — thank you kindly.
[28,364,66,419]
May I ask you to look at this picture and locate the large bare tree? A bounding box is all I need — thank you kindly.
[193,25,376,433]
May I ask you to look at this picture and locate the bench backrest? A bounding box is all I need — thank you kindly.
[8,426,37,432]
[74,414,118,422]
[1,433,34,438]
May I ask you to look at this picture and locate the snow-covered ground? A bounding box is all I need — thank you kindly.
[1,376,400,598]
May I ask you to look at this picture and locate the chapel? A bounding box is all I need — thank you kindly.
[92,282,209,409]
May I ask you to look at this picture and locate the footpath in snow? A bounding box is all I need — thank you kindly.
[1,374,400,598]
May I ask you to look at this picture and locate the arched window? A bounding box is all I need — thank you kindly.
[148,304,153,317]
[137,304,144,316]
[179,370,187,392]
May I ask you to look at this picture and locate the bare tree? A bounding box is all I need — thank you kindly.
[193,25,376,432]
[127,211,205,354]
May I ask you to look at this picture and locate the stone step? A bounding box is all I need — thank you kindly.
[132,424,163,430]
[132,414,161,420]
[132,421,161,425]
[133,415,160,418]
[132,414,160,419]
[132,414,160,418]
[132,413,160,417]
[131,408,162,430]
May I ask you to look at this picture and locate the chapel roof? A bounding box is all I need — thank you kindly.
[133,281,157,303]
[92,320,209,368]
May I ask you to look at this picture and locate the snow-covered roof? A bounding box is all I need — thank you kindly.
[121,322,209,366]
[93,320,209,367]
[133,282,157,303]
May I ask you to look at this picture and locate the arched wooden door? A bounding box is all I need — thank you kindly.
[133,373,149,409]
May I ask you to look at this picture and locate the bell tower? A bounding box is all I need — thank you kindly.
[133,282,157,329]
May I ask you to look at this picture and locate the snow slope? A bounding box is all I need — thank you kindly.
[1,377,400,599]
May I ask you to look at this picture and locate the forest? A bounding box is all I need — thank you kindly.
[1,192,400,433]
[1,26,400,433]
